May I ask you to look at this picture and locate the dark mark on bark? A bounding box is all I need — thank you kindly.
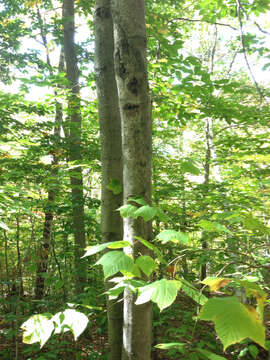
[123,103,139,111]
[128,77,138,95]
[95,6,110,19]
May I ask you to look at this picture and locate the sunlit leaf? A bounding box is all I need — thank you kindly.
[21,314,54,348]
[136,279,182,311]
[156,230,189,244]
[83,241,130,257]
[52,309,88,340]
[136,256,158,277]
[96,251,134,279]
[199,297,266,350]
[155,342,186,352]
[134,205,157,222]
[202,277,231,292]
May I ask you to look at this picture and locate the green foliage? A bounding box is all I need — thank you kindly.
[136,255,158,277]
[198,220,233,235]
[156,229,189,244]
[106,177,123,195]
[96,251,134,279]
[196,348,227,360]
[199,297,266,350]
[83,240,130,257]
[136,279,182,311]
[155,342,186,352]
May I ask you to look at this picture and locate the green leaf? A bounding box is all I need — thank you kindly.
[122,263,142,278]
[196,348,227,360]
[134,236,165,262]
[136,256,158,277]
[180,279,208,305]
[237,280,267,319]
[201,277,231,292]
[156,207,171,222]
[181,159,200,175]
[96,251,134,279]
[52,309,88,340]
[248,344,259,359]
[21,314,54,348]
[106,178,123,195]
[155,342,186,352]
[199,297,266,350]
[134,205,157,222]
[198,220,232,235]
[83,241,130,257]
[118,204,138,218]
[156,230,189,244]
[128,197,148,206]
[242,214,270,234]
[136,279,182,311]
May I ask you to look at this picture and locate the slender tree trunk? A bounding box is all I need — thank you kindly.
[3,229,10,296]
[35,53,64,299]
[94,1,123,359]
[111,1,153,359]
[201,118,211,281]
[63,0,87,293]
[16,215,23,296]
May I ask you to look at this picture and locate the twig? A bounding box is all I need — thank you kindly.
[254,21,270,36]
[236,0,264,99]
[167,17,238,31]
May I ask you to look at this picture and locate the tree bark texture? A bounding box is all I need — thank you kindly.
[94,1,123,359]
[63,0,87,293]
[111,1,153,359]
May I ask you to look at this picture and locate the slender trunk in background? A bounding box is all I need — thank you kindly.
[94,1,123,359]
[3,229,10,296]
[16,215,23,296]
[35,53,64,299]
[111,1,153,359]
[201,117,211,281]
[63,0,87,293]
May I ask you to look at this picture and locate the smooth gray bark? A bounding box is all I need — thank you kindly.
[63,0,87,293]
[94,1,123,358]
[111,1,153,359]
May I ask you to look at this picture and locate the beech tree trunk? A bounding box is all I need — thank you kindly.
[94,1,123,358]
[63,0,87,293]
[111,1,153,359]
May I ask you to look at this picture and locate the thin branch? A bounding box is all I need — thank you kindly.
[236,0,264,99]
[226,49,239,75]
[210,25,218,74]
[254,21,270,36]
[167,17,238,31]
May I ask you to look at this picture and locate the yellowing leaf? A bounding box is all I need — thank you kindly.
[199,297,266,350]
[202,277,231,292]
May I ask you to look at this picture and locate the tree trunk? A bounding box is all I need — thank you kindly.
[35,53,64,299]
[94,1,123,359]
[201,117,211,281]
[111,1,153,359]
[63,0,87,293]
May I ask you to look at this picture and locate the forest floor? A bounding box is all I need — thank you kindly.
[0,293,269,359]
